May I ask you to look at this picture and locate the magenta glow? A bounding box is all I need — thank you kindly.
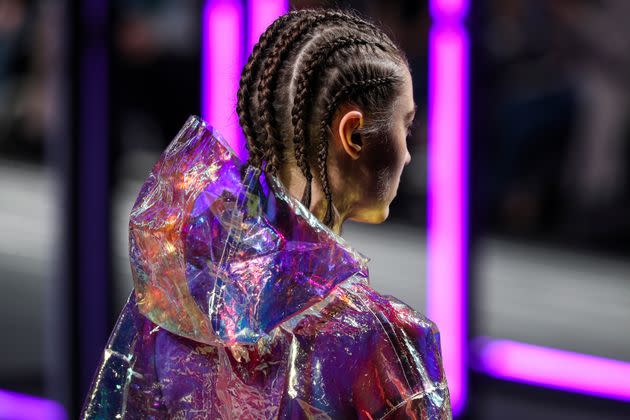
[202,0,244,158]
[427,22,469,417]
[0,389,66,420]
[473,338,630,402]
[247,0,288,55]
[430,0,469,21]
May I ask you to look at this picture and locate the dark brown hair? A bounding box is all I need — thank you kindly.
[236,9,409,226]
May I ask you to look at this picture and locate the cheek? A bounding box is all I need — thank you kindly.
[365,140,396,176]
[379,135,407,176]
[364,138,402,198]
[383,136,409,194]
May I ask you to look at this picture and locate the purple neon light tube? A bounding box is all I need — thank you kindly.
[244,0,288,157]
[202,0,244,158]
[427,0,469,416]
[0,389,66,420]
[430,0,469,21]
[473,338,630,402]
[247,0,288,55]
[202,0,288,160]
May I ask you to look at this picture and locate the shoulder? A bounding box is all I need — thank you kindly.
[342,279,446,376]
[288,275,440,341]
[289,277,451,417]
[335,277,442,347]
[353,280,438,328]
[288,276,447,384]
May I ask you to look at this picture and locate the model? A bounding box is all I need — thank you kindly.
[82,8,451,419]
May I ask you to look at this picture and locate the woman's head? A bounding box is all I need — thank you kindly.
[237,9,415,228]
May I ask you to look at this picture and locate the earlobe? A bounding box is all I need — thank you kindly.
[350,133,362,151]
[338,110,364,160]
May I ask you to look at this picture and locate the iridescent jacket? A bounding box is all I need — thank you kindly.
[82,115,451,419]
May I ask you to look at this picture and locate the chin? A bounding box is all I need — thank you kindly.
[348,206,390,224]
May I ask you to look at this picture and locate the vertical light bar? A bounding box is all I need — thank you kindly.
[202,0,244,158]
[0,389,66,420]
[244,0,288,164]
[427,0,469,416]
[248,0,288,54]
[473,338,630,402]
[429,0,468,21]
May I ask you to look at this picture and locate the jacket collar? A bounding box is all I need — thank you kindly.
[129,115,370,345]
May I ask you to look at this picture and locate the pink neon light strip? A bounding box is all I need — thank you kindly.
[427,1,469,415]
[430,0,468,20]
[202,0,288,160]
[0,389,66,420]
[202,0,244,158]
[473,338,630,402]
[244,0,289,162]
[248,0,288,55]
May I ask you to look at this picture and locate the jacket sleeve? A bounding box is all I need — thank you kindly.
[350,293,451,419]
[81,293,166,419]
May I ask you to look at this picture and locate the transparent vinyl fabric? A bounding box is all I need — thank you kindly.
[82,115,451,419]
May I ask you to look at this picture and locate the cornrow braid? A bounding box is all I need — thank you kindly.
[236,10,308,168]
[257,14,318,175]
[291,33,390,208]
[318,76,397,226]
[256,9,398,176]
[235,8,409,229]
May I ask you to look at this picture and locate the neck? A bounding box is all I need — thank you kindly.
[278,165,353,235]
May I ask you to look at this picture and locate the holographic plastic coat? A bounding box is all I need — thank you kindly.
[82,115,451,419]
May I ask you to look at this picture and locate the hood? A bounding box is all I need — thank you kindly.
[129,115,370,346]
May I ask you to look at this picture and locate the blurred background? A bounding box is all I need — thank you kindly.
[0,0,628,418]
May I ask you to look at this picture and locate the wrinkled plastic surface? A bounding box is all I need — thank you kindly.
[82,115,451,419]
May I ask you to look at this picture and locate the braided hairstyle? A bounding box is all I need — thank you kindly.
[236,8,408,227]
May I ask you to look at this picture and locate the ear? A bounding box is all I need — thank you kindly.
[338,110,364,160]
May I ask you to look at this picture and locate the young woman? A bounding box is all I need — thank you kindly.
[82,8,451,419]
